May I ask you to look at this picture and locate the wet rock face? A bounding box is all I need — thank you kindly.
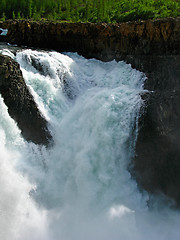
[134,89,180,204]
[0,54,52,146]
[128,55,180,205]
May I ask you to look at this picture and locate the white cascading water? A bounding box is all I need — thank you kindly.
[0,48,180,240]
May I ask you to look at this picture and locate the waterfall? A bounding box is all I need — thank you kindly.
[0,47,180,240]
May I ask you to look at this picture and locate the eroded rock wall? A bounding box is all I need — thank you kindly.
[0,18,180,59]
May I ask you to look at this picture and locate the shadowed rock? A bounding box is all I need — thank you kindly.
[127,55,180,206]
[0,18,180,59]
[0,53,52,146]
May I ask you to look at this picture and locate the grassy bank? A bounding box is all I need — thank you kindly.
[0,0,180,23]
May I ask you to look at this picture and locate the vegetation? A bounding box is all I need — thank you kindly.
[0,0,179,22]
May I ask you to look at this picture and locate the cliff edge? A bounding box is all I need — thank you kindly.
[0,18,180,59]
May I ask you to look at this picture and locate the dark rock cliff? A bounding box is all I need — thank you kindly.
[128,55,180,205]
[0,18,180,204]
[0,18,180,59]
[0,54,52,146]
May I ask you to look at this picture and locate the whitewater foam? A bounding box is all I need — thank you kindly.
[0,48,180,240]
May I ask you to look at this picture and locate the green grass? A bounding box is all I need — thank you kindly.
[0,0,180,23]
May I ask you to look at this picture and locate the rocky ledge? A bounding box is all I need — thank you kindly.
[0,18,180,59]
[0,18,180,205]
[0,54,52,146]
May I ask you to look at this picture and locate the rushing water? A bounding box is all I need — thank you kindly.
[0,47,180,240]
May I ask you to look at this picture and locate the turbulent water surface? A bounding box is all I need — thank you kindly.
[0,46,180,240]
